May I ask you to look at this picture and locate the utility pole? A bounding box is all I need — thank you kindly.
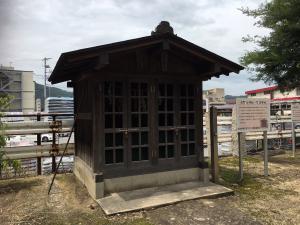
[48,69,52,98]
[42,57,51,111]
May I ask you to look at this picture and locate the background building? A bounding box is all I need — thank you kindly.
[0,65,35,113]
[246,86,300,100]
[45,97,74,120]
[202,88,235,116]
[203,88,225,106]
[246,86,300,115]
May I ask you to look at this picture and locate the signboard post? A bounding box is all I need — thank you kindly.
[237,132,243,180]
[291,103,300,157]
[236,98,270,178]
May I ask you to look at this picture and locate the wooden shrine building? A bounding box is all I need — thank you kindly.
[49,21,243,199]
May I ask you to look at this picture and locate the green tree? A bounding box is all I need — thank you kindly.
[0,95,22,178]
[0,96,11,177]
[240,0,300,89]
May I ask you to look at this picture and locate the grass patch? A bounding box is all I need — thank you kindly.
[219,164,297,201]
[0,177,43,193]
[219,167,263,199]
[219,156,261,168]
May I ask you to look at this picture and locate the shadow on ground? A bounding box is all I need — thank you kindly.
[0,178,43,194]
[0,152,299,225]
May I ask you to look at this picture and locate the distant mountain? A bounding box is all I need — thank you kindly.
[225,95,246,104]
[35,82,73,109]
[225,95,245,100]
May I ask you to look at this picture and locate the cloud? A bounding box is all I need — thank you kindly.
[0,0,269,93]
[204,71,266,96]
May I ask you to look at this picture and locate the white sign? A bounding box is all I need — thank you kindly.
[292,103,300,122]
[236,98,270,132]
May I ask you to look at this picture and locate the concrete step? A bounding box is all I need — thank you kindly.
[97,181,233,215]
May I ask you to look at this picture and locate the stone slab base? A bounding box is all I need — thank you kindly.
[97,181,233,215]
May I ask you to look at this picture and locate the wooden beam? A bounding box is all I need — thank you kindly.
[162,40,170,50]
[136,50,147,72]
[94,53,109,70]
[161,40,170,72]
[169,40,240,72]
[66,39,163,63]
[75,71,100,83]
[77,113,92,120]
[161,51,168,72]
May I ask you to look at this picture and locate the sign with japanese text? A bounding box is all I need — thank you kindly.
[291,103,300,122]
[236,98,270,132]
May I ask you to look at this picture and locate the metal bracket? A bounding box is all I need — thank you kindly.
[50,120,62,130]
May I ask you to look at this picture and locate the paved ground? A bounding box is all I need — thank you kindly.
[0,152,299,225]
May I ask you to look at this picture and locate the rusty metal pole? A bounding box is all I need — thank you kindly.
[48,119,75,195]
[51,115,57,173]
[36,113,42,175]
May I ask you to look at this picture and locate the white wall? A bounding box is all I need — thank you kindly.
[248,92,269,99]
[21,71,35,113]
[273,89,297,99]
[247,87,300,99]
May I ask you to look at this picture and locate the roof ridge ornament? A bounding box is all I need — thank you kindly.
[151,21,174,35]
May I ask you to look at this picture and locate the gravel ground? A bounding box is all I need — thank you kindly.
[0,152,299,225]
[146,196,261,225]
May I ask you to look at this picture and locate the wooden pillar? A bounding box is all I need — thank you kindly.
[92,81,103,173]
[73,83,78,157]
[150,80,158,165]
[205,111,211,159]
[209,106,219,182]
[195,83,205,165]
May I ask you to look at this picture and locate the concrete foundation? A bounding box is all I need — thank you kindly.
[104,167,209,193]
[74,157,210,199]
[74,157,104,199]
[200,168,210,184]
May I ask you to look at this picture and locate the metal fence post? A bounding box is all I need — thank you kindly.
[36,113,42,175]
[52,115,57,173]
[263,130,268,177]
[292,121,296,157]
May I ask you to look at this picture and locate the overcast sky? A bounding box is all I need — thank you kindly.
[0,0,270,95]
